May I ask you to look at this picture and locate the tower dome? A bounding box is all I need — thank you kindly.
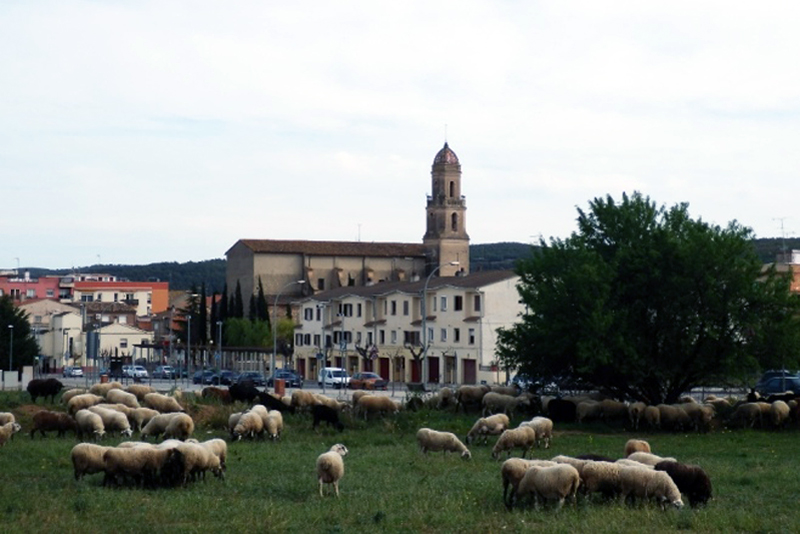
[433,142,459,165]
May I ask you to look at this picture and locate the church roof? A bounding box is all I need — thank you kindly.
[433,142,459,165]
[231,239,428,258]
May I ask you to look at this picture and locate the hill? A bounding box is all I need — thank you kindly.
[22,238,791,292]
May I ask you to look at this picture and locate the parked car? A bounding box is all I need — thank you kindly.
[267,369,304,389]
[62,366,83,378]
[317,367,350,389]
[236,371,266,387]
[124,365,148,379]
[348,371,387,390]
[153,365,175,379]
[213,370,239,385]
[758,376,800,396]
[755,369,797,392]
[193,369,217,385]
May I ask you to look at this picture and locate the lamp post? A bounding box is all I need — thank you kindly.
[7,325,13,375]
[272,280,305,390]
[216,321,223,372]
[421,261,458,384]
[186,314,191,386]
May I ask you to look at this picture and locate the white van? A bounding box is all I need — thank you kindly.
[318,367,350,389]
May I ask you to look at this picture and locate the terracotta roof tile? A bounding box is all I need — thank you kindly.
[232,239,428,258]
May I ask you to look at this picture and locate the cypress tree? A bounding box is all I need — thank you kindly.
[198,282,208,345]
[234,280,244,319]
[248,293,257,322]
[219,284,228,321]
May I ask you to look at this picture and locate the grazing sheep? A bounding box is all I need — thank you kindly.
[627,451,678,467]
[491,385,519,396]
[576,401,602,423]
[769,400,791,429]
[436,387,455,410]
[624,439,652,457]
[599,399,628,424]
[730,402,762,429]
[141,413,182,440]
[67,393,105,415]
[130,407,160,432]
[516,463,581,510]
[60,388,88,405]
[316,443,349,497]
[162,413,195,441]
[654,461,712,508]
[103,445,184,487]
[523,416,554,449]
[616,458,654,469]
[71,443,111,480]
[618,465,684,509]
[643,405,661,430]
[501,458,557,509]
[26,378,64,404]
[255,390,296,414]
[227,412,243,439]
[87,406,133,437]
[416,428,471,460]
[680,402,714,432]
[167,441,223,484]
[75,409,106,441]
[657,404,689,431]
[628,402,647,430]
[30,410,78,438]
[106,388,140,408]
[201,386,232,404]
[481,392,530,417]
[351,390,370,407]
[229,381,260,403]
[89,382,123,397]
[290,390,319,412]
[0,412,15,426]
[551,455,593,477]
[455,385,490,412]
[581,461,623,499]
[313,393,348,411]
[466,413,509,445]
[546,398,577,423]
[264,410,284,441]
[312,404,344,432]
[125,384,156,402]
[197,438,228,471]
[491,426,537,460]
[357,395,400,420]
[144,392,184,413]
[232,411,264,440]
[0,422,22,446]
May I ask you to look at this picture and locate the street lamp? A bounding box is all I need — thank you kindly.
[7,325,13,375]
[421,261,459,384]
[272,280,305,390]
[216,321,223,371]
[186,314,191,386]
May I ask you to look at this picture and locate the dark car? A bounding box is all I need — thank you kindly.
[237,371,266,387]
[193,369,217,385]
[214,370,239,385]
[349,372,388,390]
[755,370,797,392]
[267,369,304,389]
[758,376,800,396]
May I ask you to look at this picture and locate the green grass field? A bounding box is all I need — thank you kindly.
[0,391,798,533]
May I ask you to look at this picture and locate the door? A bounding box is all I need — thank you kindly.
[463,359,477,384]
[428,356,440,384]
[411,359,421,382]
[379,358,390,380]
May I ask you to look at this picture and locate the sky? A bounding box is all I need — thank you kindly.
[3,1,800,270]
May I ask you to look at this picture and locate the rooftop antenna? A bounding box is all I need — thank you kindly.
[774,217,790,260]
[357,223,361,242]
[444,123,448,144]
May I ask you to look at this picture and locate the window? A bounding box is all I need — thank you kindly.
[474,295,481,312]
[34,315,42,323]
[404,330,420,345]
[317,278,325,290]
[432,295,437,312]
[468,328,476,345]
[367,331,373,345]
[454,295,463,311]
[46,289,54,298]
[403,300,409,315]
[451,213,458,231]
[440,328,447,342]
[295,334,303,346]
[356,332,362,345]
[379,330,385,344]
[96,293,102,302]
[427,327,434,342]
[81,294,94,302]
[313,334,320,347]
[114,293,118,302]
[440,296,447,311]
[303,334,311,345]
[449,181,455,197]
[26,289,36,298]
[390,301,397,316]
[390,331,397,344]
[454,328,460,343]
[338,303,353,317]
[357,303,362,317]
[120,338,128,349]
[304,308,314,321]
[118,316,127,325]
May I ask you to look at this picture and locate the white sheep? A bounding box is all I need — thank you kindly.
[60,388,88,405]
[75,409,106,441]
[316,443,348,497]
[581,461,623,498]
[466,413,510,445]
[131,407,160,432]
[416,428,471,459]
[70,443,111,480]
[491,426,536,460]
[516,463,581,510]
[643,405,661,430]
[228,412,243,438]
[627,451,677,467]
[576,400,602,423]
[290,390,318,412]
[628,401,647,430]
[106,388,140,408]
[168,441,223,484]
[0,412,15,426]
[481,392,530,417]
[162,413,195,441]
[500,458,557,508]
[0,421,21,446]
[144,392,184,413]
[141,413,182,440]
[125,384,156,402]
[67,393,105,415]
[624,438,651,457]
[769,400,791,429]
[197,438,228,472]
[519,416,553,449]
[232,411,264,440]
[551,455,592,477]
[89,381,123,397]
[87,406,133,437]
[615,458,654,469]
[264,410,284,441]
[357,395,400,420]
[618,465,684,508]
[313,393,348,411]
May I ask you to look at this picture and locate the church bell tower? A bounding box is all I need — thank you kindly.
[423,142,470,276]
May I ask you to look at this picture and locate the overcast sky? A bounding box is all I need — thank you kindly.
[3,1,799,270]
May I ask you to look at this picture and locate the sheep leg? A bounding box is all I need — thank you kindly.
[334,481,340,498]
[319,479,325,497]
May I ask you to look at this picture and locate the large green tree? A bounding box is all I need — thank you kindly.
[0,296,40,371]
[496,193,800,404]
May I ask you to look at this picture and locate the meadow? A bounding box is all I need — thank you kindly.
[0,391,798,533]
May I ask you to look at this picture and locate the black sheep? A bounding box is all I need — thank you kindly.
[229,382,260,403]
[311,404,344,432]
[546,398,576,423]
[255,391,296,414]
[575,453,615,462]
[654,461,712,507]
[26,378,64,404]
